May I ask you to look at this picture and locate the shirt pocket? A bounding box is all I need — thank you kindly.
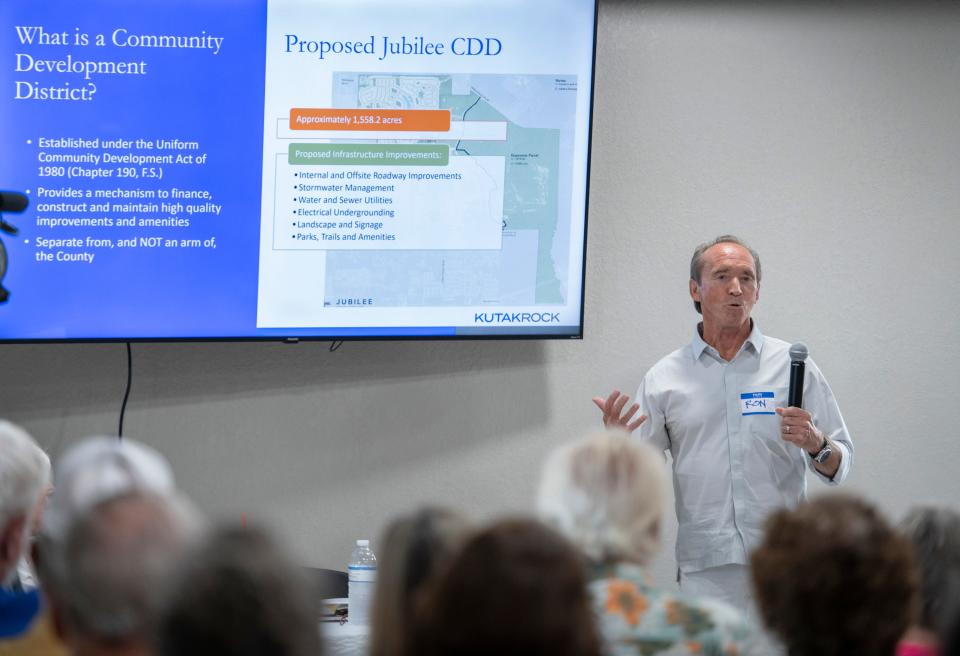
[740,385,791,455]
[740,384,803,506]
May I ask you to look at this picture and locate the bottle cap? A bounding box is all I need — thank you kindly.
[357,539,369,546]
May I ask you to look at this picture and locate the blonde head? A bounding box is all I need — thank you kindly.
[537,430,666,566]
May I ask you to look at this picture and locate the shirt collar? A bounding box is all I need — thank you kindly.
[691,320,765,361]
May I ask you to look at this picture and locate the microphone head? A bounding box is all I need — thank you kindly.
[789,342,809,362]
[0,191,29,214]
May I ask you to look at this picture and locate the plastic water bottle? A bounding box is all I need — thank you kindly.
[348,539,377,625]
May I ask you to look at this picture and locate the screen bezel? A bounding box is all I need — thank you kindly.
[0,0,599,344]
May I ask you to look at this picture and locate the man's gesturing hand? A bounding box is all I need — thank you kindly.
[591,390,647,432]
[776,406,824,453]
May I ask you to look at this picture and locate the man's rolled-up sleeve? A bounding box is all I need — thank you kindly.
[636,373,671,455]
[805,360,854,485]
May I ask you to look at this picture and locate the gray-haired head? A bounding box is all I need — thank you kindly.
[899,506,960,635]
[41,436,176,543]
[36,437,203,645]
[0,420,50,582]
[689,235,762,314]
[537,430,666,566]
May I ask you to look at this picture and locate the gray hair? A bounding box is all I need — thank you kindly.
[537,430,666,566]
[41,436,176,543]
[0,420,50,536]
[899,506,960,634]
[35,436,202,643]
[689,235,762,314]
[38,491,202,642]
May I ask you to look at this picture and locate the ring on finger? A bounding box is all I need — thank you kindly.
[785,425,791,434]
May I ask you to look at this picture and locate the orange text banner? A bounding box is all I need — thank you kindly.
[290,108,451,131]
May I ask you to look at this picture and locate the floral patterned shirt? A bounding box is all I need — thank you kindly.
[589,563,755,656]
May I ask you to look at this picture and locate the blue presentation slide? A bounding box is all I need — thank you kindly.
[0,0,596,340]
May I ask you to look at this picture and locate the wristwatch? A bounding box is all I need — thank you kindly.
[809,436,832,464]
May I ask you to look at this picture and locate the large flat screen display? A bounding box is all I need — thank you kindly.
[0,0,598,340]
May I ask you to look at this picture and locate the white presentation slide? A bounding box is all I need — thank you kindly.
[255,0,596,334]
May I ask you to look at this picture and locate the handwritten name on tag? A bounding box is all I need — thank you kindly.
[741,391,776,415]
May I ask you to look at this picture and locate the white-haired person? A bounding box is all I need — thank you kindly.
[537,430,755,656]
[0,420,55,645]
[34,437,203,656]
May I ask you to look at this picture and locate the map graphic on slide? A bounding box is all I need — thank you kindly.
[305,73,576,308]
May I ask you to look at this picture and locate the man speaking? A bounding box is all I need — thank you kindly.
[594,235,853,611]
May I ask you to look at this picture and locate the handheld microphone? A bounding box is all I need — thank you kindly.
[0,190,28,303]
[788,343,808,408]
[0,191,27,236]
[0,191,29,214]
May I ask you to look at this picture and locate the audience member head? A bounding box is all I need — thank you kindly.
[35,437,202,655]
[899,506,960,640]
[409,518,602,656]
[537,429,665,566]
[155,525,323,656]
[751,493,918,656]
[370,507,471,656]
[0,420,50,585]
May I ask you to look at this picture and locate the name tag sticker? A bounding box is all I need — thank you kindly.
[741,391,776,415]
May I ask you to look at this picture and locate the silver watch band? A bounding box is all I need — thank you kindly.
[810,437,832,463]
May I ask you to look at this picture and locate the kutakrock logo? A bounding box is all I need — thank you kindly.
[473,312,561,324]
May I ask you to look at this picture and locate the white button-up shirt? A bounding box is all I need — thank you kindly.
[636,322,853,573]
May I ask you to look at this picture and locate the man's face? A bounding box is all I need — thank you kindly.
[689,243,760,331]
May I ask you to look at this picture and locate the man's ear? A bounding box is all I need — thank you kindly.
[689,278,701,304]
[0,514,27,575]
